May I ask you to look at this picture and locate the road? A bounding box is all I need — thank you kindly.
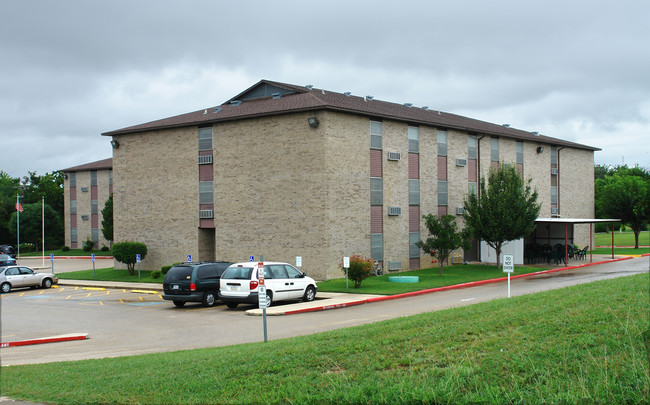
[1,256,647,366]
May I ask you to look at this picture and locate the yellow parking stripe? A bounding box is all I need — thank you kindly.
[131,290,158,294]
[82,287,106,291]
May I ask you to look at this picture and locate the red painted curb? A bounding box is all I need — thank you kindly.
[285,256,635,315]
[1,334,88,348]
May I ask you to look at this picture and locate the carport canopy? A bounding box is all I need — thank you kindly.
[533,217,622,263]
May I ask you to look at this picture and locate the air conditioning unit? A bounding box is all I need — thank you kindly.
[456,207,465,215]
[551,168,558,175]
[551,207,559,215]
[388,206,402,216]
[80,187,89,192]
[387,151,401,161]
[199,210,214,219]
[81,215,89,220]
[456,158,467,167]
[198,155,213,165]
[388,261,402,271]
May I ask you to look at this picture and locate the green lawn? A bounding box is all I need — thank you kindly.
[56,267,162,284]
[318,264,550,295]
[19,248,112,257]
[2,273,647,404]
[594,230,650,247]
[593,247,650,256]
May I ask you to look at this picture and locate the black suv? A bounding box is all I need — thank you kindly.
[162,261,232,307]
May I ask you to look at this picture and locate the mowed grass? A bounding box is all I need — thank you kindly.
[56,267,162,284]
[595,230,650,247]
[318,264,549,295]
[2,273,648,404]
[19,248,113,257]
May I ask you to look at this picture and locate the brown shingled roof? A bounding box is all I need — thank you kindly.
[102,80,600,151]
[61,157,112,172]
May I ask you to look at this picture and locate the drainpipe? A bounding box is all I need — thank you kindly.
[557,146,565,216]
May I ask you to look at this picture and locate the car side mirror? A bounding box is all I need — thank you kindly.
[300,272,306,278]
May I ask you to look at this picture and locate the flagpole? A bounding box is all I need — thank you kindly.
[16,194,20,260]
[42,196,45,267]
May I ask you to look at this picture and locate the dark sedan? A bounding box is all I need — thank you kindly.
[0,254,17,266]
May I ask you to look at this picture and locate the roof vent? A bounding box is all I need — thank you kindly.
[404,103,413,107]
[422,106,429,110]
[344,91,351,97]
[203,109,207,115]
[503,124,510,127]
[272,93,282,99]
[438,111,441,115]
[531,131,539,136]
[321,89,325,94]
[305,84,313,90]
[230,100,242,106]
[214,107,222,113]
[365,95,374,101]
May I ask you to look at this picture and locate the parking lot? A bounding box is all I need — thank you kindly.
[1,256,647,366]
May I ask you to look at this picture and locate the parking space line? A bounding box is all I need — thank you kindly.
[131,290,157,294]
[82,287,106,291]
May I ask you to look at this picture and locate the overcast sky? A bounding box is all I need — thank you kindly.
[2,0,649,179]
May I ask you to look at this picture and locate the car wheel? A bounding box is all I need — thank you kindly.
[173,300,186,307]
[303,286,316,302]
[1,282,10,293]
[202,291,216,307]
[42,278,53,289]
[226,302,238,309]
[262,291,273,308]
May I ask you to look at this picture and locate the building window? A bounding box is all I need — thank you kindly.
[91,200,98,215]
[468,135,477,159]
[551,146,558,165]
[199,127,213,151]
[90,171,97,186]
[370,177,383,206]
[71,228,77,244]
[91,228,99,243]
[70,200,77,215]
[371,234,383,262]
[69,172,76,187]
[409,179,420,206]
[199,181,214,204]
[408,126,419,153]
[370,121,382,150]
[437,130,447,156]
[551,186,558,204]
[491,138,499,162]
[109,170,113,186]
[409,232,420,258]
[438,181,448,206]
[516,141,524,164]
[468,182,477,195]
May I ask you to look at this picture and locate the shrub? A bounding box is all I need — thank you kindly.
[19,243,35,253]
[161,265,172,275]
[112,241,148,275]
[82,239,94,252]
[151,271,162,279]
[61,246,70,252]
[101,245,110,252]
[341,255,375,288]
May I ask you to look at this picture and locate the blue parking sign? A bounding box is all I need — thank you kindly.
[249,255,254,262]
[136,254,141,263]
[187,254,192,262]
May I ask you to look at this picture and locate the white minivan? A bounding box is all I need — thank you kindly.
[219,262,317,308]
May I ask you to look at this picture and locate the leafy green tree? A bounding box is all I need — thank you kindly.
[463,164,541,269]
[8,203,63,250]
[21,171,64,215]
[101,193,113,242]
[416,214,471,275]
[0,171,20,245]
[597,173,649,248]
[112,241,148,275]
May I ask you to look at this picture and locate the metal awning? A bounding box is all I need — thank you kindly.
[534,218,622,262]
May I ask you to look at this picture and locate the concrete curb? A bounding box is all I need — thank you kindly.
[279,256,635,315]
[1,333,88,348]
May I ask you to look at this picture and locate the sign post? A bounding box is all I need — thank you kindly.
[136,254,141,280]
[91,253,95,278]
[343,256,350,290]
[296,256,302,272]
[503,254,514,298]
[257,262,268,342]
[50,253,54,274]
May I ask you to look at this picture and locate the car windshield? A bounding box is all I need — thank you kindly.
[222,266,254,280]
[164,266,193,282]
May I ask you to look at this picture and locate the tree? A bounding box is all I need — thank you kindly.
[101,193,113,243]
[112,241,148,275]
[416,214,471,275]
[0,171,20,245]
[598,173,649,248]
[463,164,541,269]
[340,255,375,288]
[8,203,64,250]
